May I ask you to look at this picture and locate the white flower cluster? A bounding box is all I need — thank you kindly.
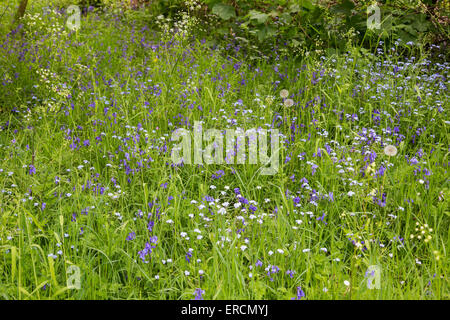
[156,1,203,42]
[35,68,70,112]
[22,9,66,38]
[410,222,433,243]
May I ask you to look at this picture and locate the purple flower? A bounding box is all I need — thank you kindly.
[373,192,387,207]
[365,150,377,164]
[138,236,158,263]
[310,163,318,175]
[212,170,225,179]
[271,265,280,273]
[313,148,322,157]
[292,286,305,300]
[193,288,205,300]
[147,220,154,232]
[126,232,136,241]
[266,265,280,281]
[286,270,295,278]
[316,212,327,225]
[375,165,386,178]
[285,153,292,163]
[239,197,249,205]
[185,251,192,263]
[409,157,419,165]
[28,164,36,175]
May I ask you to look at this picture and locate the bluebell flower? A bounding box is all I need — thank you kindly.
[126,232,136,241]
[193,288,205,300]
[28,164,36,175]
[291,286,305,300]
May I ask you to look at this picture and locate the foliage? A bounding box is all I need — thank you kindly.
[0,0,448,300]
[19,0,445,59]
[201,0,448,58]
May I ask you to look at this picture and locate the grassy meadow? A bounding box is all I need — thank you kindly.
[0,1,448,300]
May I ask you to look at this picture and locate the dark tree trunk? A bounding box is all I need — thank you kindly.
[13,0,28,24]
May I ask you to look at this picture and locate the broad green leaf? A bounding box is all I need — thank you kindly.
[268,10,279,18]
[257,25,277,42]
[248,10,269,24]
[300,0,315,10]
[212,3,236,21]
[330,0,355,15]
[280,12,292,24]
[289,4,300,13]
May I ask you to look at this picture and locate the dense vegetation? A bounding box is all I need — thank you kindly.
[68,0,449,57]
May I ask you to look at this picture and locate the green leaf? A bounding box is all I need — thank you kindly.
[257,25,277,42]
[248,10,269,24]
[330,0,355,15]
[212,3,236,21]
[268,10,279,18]
[411,15,430,32]
[280,12,292,24]
[300,0,315,11]
[289,4,300,13]
[216,27,229,35]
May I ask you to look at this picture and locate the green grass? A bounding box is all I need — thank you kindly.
[0,2,448,300]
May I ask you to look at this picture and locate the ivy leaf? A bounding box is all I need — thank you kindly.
[212,3,236,21]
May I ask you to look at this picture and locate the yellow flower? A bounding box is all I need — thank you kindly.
[265,96,274,106]
[433,251,441,261]
[365,162,376,176]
